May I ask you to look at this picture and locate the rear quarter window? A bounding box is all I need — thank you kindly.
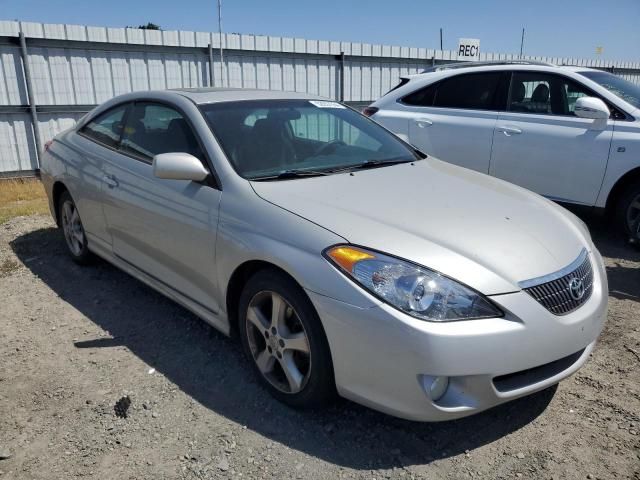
[402,83,436,106]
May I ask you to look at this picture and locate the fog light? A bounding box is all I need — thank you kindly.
[429,376,449,401]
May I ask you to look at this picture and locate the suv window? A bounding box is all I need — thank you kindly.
[434,72,504,110]
[402,83,436,107]
[120,102,204,161]
[80,104,128,149]
[509,72,594,116]
[402,72,505,111]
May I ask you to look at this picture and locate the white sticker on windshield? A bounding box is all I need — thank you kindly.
[309,100,346,109]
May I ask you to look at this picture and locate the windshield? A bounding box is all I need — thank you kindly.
[579,71,640,109]
[200,99,418,180]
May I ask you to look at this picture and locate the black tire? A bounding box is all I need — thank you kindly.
[615,182,640,237]
[57,190,93,265]
[238,269,336,409]
[630,215,640,246]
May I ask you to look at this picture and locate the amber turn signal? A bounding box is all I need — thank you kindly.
[326,246,375,272]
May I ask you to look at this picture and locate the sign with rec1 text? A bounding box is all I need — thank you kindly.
[457,38,480,61]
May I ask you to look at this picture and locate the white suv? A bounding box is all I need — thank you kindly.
[367,61,640,236]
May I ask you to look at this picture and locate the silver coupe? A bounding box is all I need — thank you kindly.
[41,88,608,421]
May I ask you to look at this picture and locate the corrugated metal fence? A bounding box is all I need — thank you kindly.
[1,20,640,175]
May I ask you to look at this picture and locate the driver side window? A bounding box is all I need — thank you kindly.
[120,102,205,161]
[80,104,128,149]
[509,72,595,117]
[564,82,590,114]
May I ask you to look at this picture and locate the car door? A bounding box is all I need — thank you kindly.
[404,71,508,173]
[72,103,129,252]
[489,71,614,205]
[101,101,222,313]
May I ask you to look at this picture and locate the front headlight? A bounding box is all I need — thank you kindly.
[324,245,502,322]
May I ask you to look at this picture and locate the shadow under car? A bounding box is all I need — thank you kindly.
[11,225,562,469]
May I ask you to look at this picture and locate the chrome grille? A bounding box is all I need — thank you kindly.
[520,249,593,315]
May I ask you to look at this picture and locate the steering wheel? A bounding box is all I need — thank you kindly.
[314,139,346,156]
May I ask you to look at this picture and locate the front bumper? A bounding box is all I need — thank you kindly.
[308,249,608,421]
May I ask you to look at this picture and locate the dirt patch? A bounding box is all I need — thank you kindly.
[0,214,639,479]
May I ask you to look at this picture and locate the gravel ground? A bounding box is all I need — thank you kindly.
[0,214,639,480]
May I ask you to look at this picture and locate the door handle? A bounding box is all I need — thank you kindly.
[414,118,433,128]
[103,175,119,189]
[497,126,522,136]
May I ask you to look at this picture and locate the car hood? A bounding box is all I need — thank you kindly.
[250,158,591,295]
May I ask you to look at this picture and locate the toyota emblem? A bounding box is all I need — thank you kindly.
[568,277,585,301]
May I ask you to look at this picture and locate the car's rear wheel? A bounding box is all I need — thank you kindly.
[58,191,92,264]
[238,269,335,409]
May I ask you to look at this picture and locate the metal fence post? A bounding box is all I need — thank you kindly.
[339,51,345,102]
[208,43,215,87]
[18,30,42,169]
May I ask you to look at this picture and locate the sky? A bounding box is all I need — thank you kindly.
[1,0,639,61]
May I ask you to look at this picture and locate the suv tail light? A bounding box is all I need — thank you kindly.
[362,106,379,117]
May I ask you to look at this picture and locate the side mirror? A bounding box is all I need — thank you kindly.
[574,97,610,120]
[152,152,209,182]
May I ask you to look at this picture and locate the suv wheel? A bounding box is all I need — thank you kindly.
[616,183,640,237]
[58,191,92,264]
[630,215,640,246]
[238,269,335,409]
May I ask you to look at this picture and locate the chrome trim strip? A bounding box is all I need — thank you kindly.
[518,248,589,289]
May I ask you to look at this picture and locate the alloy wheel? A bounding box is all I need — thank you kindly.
[61,200,85,257]
[632,214,640,242]
[245,290,311,394]
[626,193,640,234]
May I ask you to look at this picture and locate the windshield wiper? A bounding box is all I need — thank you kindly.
[252,157,417,180]
[358,157,415,168]
[326,156,416,174]
[251,169,331,181]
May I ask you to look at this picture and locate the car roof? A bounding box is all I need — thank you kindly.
[169,87,326,104]
[75,88,337,130]
[405,63,600,80]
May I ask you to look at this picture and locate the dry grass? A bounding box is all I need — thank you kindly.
[0,178,49,224]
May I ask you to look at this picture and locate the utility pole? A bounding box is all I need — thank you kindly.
[520,28,525,58]
[217,0,225,87]
[439,28,443,51]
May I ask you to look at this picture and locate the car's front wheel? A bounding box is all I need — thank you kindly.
[631,214,640,246]
[616,182,640,237]
[58,191,92,264]
[238,269,335,409]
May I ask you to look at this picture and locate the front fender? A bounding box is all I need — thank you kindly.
[215,187,381,324]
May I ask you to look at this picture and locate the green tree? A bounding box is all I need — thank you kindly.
[137,22,161,30]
